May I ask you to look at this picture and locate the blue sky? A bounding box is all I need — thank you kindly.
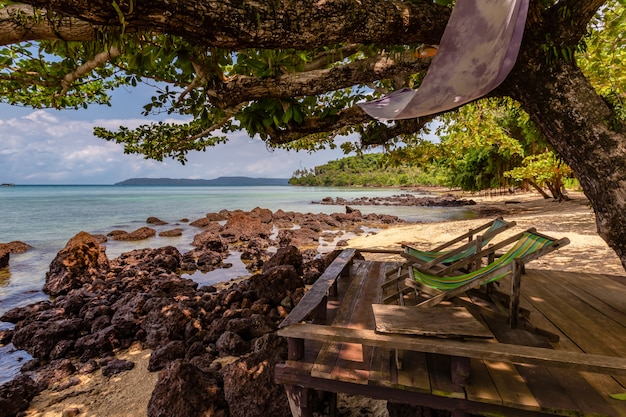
[0,85,351,185]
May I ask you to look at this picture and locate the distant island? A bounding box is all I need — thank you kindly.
[114,177,290,186]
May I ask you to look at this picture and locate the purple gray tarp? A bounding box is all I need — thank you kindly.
[357,0,529,120]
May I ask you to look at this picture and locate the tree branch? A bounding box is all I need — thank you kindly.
[17,0,450,49]
[57,46,121,96]
[208,50,432,108]
[0,4,99,46]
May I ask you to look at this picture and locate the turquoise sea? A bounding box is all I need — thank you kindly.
[0,184,476,383]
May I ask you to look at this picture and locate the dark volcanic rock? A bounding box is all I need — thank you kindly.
[148,340,186,372]
[220,212,271,242]
[101,358,135,377]
[0,249,8,268]
[261,245,303,275]
[110,226,157,241]
[43,231,109,296]
[159,228,183,237]
[147,360,226,417]
[221,345,290,417]
[0,374,38,417]
[0,241,32,254]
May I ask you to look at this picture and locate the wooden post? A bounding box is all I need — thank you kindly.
[287,337,304,361]
[284,385,313,417]
[509,259,522,328]
[311,295,328,324]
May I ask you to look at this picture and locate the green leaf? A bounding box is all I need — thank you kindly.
[610,393,626,401]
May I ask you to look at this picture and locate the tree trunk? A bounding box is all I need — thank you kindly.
[504,59,626,269]
[528,180,552,199]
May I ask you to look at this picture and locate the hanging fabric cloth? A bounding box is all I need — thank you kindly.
[357,0,529,120]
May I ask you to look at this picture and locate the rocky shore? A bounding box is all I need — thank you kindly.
[0,207,406,417]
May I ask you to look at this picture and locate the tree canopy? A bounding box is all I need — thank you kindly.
[2,0,626,269]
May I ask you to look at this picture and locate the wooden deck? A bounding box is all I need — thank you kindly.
[276,252,626,417]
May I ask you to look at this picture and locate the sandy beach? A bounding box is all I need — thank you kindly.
[20,190,625,417]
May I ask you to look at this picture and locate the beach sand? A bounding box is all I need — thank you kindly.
[22,190,625,417]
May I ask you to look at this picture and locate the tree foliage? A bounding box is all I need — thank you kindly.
[3,0,626,267]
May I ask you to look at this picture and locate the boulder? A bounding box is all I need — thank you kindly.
[43,231,109,296]
[147,360,226,417]
[110,227,156,241]
[0,374,38,417]
[221,346,290,417]
[0,249,8,268]
[220,212,271,242]
[261,245,303,275]
[159,228,183,237]
[147,216,168,225]
[0,241,32,254]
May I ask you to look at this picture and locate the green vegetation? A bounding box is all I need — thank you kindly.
[292,99,579,199]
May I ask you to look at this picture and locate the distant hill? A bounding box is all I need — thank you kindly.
[115,177,290,186]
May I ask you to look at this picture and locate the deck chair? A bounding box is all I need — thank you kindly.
[402,217,517,273]
[405,230,570,327]
[382,217,516,304]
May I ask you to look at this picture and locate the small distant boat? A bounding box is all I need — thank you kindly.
[1,183,16,187]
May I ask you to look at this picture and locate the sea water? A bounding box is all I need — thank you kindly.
[0,184,476,383]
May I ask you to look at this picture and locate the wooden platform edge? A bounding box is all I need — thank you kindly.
[278,323,626,376]
[279,248,358,329]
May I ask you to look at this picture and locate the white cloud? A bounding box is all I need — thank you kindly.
[0,107,350,184]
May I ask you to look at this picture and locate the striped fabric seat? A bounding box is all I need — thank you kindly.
[404,218,514,267]
[411,231,555,290]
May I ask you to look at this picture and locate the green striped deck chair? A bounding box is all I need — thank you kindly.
[402,217,516,274]
[383,218,516,305]
[407,230,570,327]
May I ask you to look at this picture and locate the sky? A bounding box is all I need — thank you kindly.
[0,84,351,185]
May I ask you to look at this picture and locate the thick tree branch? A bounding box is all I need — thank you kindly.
[265,105,432,146]
[17,0,450,49]
[209,51,432,108]
[58,46,121,96]
[0,4,99,46]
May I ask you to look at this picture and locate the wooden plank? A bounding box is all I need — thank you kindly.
[427,353,465,399]
[465,359,502,406]
[483,360,541,410]
[278,324,626,375]
[311,260,370,382]
[372,304,493,339]
[279,248,357,328]
[522,270,626,357]
[395,350,431,393]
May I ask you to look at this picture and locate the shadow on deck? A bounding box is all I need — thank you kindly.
[275,249,626,417]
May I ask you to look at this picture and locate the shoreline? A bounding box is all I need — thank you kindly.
[7,189,625,417]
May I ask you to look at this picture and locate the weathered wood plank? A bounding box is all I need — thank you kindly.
[279,248,357,328]
[482,360,541,410]
[427,353,466,399]
[464,359,502,406]
[372,304,493,339]
[278,324,626,375]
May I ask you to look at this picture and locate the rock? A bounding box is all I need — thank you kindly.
[101,358,135,377]
[221,347,290,417]
[247,265,303,306]
[159,228,183,237]
[43,231,109,296]
[0,249,8,268]
[147,216,168,225]
[206,212,227,221]
[148,340,186,372]
[0,374,38,417]
[220,212,271,242]
[216,331,250,356]
[189,217,213,228]
[249,207,273,223]
[110,227,157,241]
[261,245,303,275]
[30,358,76,391]
[0,241,32,254]
[147,360,226,417]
